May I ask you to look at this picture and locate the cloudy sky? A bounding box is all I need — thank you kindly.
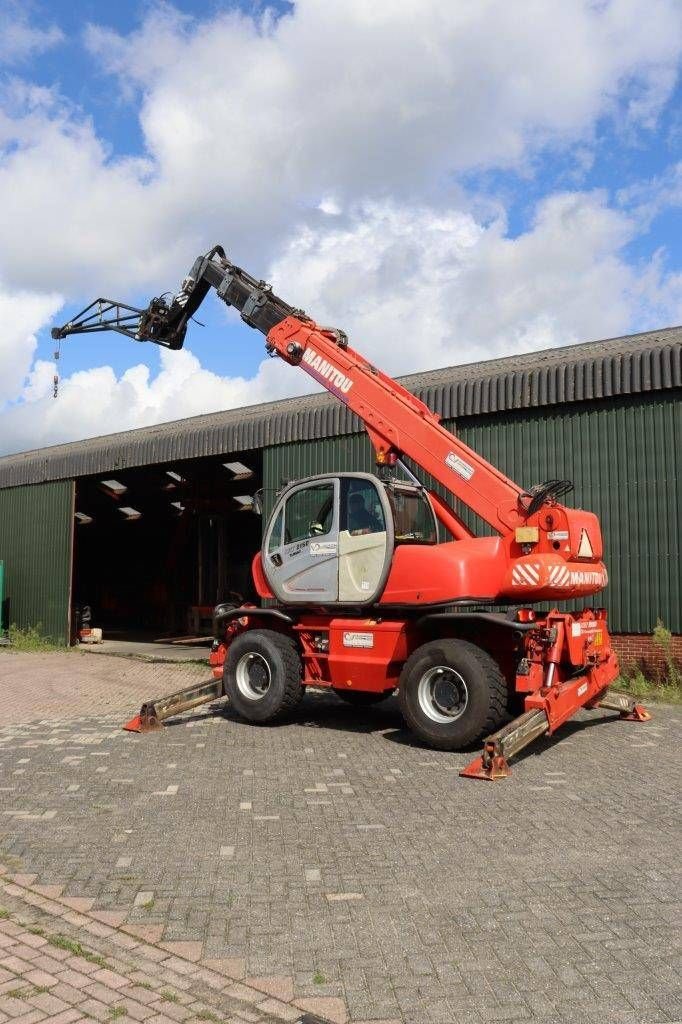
[1,0,681,456]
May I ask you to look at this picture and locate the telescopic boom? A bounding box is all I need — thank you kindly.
[53,246,577,538]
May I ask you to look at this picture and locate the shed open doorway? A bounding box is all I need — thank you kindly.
[70,450,263,653]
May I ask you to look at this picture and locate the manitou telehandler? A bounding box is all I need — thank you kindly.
[52,245,649,778]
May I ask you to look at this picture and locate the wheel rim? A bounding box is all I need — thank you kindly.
[235,652,272,701]
[417,665,469,724]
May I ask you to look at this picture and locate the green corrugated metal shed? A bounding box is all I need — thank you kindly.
[0,481,74,643]
[0,328,678,641]
[263,392,681,634]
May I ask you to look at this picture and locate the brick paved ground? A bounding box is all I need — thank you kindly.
[0,650,680,1024]
[0,653,205,725]
[0,882,294,1024]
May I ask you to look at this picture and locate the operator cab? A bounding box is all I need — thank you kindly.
[263,472,437,605]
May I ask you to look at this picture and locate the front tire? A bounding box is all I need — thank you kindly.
[224,629,303,723]
[398,638,507,750]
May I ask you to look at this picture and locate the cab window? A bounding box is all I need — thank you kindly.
[384,485,437,544]
[284,483,334,544]
[341,478,386,536]
[267,506,284,553]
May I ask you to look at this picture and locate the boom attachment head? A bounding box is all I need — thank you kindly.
[51,298,147,342]
[51,293,196,350]
[50,244,308,352]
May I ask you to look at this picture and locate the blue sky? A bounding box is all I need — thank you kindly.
[0,0,680,454]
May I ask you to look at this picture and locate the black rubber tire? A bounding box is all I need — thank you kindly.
[398,638,507,750]
[334,689,394,706]
[224,629,303,724]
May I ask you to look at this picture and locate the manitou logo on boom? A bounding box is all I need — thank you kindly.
[569,568,607,587]
[302,348,353,394]
[514,564,607,588]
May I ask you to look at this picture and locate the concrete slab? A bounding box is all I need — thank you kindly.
[80,639,211,663]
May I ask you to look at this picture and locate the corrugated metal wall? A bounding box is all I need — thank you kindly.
[263,392,681,634]
[263,434,375,517]
[0,481,74,643]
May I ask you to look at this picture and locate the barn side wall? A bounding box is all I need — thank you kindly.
[0,480,74,643]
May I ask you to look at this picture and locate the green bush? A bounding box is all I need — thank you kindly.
[617,619,682,704]
[653,619,681,689]
[4,624,65,652]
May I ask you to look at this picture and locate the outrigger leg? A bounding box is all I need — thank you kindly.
[595,689,651,722]
[460,709,549,780]
[123,679,223,732]
[460,688,651,781]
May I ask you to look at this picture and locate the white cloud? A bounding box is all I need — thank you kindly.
[2,189,681,456]
[618,159,682,225]
[0,286,62,405]
[0,3,63,64]
[0,0,680,294]
[0,1,681,456]
[270,191,682,372]
[0,342,312,454]
[89,0,682,176]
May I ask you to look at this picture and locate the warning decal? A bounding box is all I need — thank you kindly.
[577,529,594,558]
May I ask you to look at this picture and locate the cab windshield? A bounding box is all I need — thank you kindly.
[384,484,437,544]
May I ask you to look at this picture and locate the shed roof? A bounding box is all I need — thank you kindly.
[0,324,680,489]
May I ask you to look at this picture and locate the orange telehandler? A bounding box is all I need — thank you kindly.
[52,245,649,778]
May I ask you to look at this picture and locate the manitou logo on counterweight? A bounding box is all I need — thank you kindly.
[302,348,353,393]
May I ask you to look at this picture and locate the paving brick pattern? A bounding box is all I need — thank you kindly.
[0,653,206,726]
[0,883,293,1024]
[0,651,681,1023]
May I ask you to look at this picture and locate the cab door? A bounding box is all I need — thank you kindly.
[263,478,340,603]
[338,476,392,602]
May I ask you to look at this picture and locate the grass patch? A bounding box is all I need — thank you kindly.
[135,982,154,991]
[109,1008,127,1019]
[5,624,65,652]
[6,988,29,999]
[195,1012,220,1023]
[616,673,682,704]
[47,933,109,967]
[140,898,155,911]
[312,970,326,985]
[87,954,110,968]
[160,991,179,1003]
[617,621,682,705]
[0,907,9,919]
[28,926,45,936]
[48,934,86,956]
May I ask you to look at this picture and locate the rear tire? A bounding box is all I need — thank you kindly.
[398,638,507,750]
[334,689,394,706]
[224,629,303,723]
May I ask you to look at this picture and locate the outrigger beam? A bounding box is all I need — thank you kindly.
[460,688,651,781]
[123,679,223,733]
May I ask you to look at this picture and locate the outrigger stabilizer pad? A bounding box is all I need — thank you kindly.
[122,679,223,733]
[460,689,651,781]
[596,689,652,721]
[460,708,549,781]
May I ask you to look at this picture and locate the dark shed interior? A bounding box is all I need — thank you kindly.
[72,450,263,640]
